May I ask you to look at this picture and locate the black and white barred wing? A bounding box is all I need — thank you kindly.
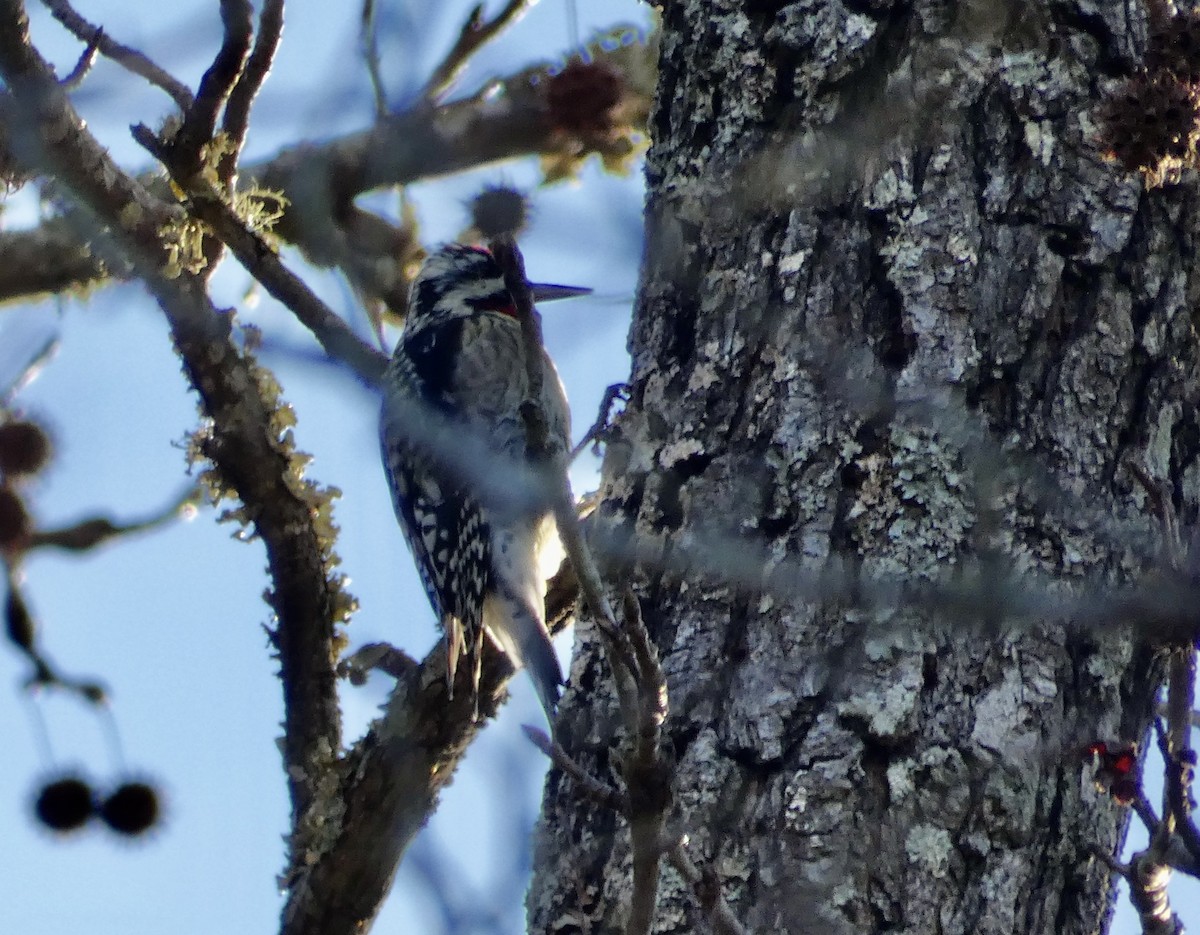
[380,327,490,689]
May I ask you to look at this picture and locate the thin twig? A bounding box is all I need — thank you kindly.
[522,725,627,810]
[58,26,99,89]
[421,0,533,102]
[27,485,199,552]
[360,0,388,118]
[337,641,419,684]
[621,588,670,935]
[219,0,285,186]
[664,836,748,935]
[38,0,193,108]
[491,238,668,935]
[1131,788,1162,837]
[171,0,253,178]
[1128,460,1185,569]
[1165,649,1200,863]
[490,237,617,626]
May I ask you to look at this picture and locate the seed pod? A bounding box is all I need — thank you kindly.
[34,775,95,832]
[100,781,161,836]
[0,421,52,477]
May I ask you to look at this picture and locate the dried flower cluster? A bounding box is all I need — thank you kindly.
[1098,8,1200,184]
[469,185,530,239]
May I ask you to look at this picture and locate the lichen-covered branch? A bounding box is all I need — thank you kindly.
[0,0,345,839]
[281,566,579,935]
[0,33,654,307]
[169,0,252,180]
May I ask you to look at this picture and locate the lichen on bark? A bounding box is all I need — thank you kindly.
[531,2,1198,933]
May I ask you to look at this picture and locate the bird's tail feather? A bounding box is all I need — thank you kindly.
[482,592,563,722]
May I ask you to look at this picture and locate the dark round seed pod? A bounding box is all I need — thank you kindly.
[0,421,52,477]
[100,781,161,836]
[34,775,94,832]
[470,186,530,239]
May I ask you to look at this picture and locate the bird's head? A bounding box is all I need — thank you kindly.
[404,244,589,333]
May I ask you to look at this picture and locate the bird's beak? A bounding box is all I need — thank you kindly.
[529,282,592,302]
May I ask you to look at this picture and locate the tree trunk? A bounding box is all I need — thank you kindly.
[531,1,1200,933]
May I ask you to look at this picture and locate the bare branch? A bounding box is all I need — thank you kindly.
[360,0,387,118]
[1165,649,1200,865]
[337,641,418,684]
[157,155,388,386]
[218,0,284,186]
[27,485,199,552]
[0,0,344,838]
[171,0,253,178]
[523,725,627,811]
[38,0,193,108]
[281,569,580,935]
[620,589,671,935]
[663,837,748,935]
[421,0,533,102]
[0,34,654,307]
[491,237,671,934]
[58,25,98,89]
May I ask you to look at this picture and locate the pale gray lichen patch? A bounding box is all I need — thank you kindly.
[905,824,953,878]
[836,652,922,741]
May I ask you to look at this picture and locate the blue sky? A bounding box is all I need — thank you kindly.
[0,2,1194,934]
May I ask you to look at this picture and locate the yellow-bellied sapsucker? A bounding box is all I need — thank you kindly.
[380,243,588,720]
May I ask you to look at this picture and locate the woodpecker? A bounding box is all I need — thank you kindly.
[379,243,588,721]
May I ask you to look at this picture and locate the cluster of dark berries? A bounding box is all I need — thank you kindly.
[34,773,161,837]
[1098,8,1200,183]
[1,411,162,843]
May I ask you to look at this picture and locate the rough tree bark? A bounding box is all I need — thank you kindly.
[532,2,1199,933]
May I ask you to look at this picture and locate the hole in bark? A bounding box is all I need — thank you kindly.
[654,452,713,530]
[922,652,939,690]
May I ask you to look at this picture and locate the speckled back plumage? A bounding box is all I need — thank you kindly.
[379,244,570,718]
